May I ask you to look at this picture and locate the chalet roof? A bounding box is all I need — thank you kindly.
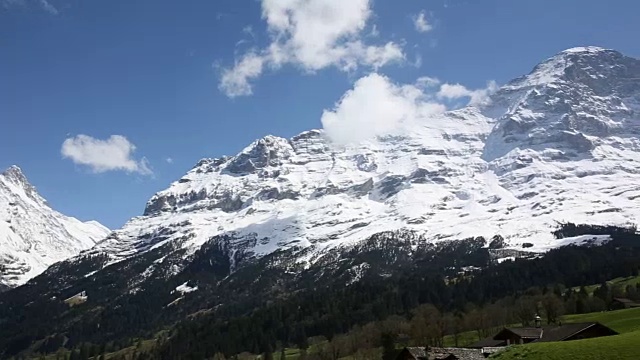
[399,347,486,360]
[467,322,618,348]
[536,322,617,342]
[466,338,506,348]
[613,297,639,304]
[503,327,543,339]
[428,347,485,360]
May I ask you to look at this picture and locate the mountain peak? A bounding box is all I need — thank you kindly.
[2,165,27,182]
[560,46,612,55]
[0,165,110,287]
[1,165,35,194]
[500,46,635,92]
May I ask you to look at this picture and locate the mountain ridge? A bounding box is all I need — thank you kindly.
[0,165,110,287]
[78,47,639,277]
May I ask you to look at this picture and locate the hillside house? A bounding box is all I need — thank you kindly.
[610,297,640,310]
[467,322,618,348]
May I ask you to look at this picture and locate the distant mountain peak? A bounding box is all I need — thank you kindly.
[560,46,612,54]
[2,165,28,185]
[0,165,110,287]
[500,46,635,92]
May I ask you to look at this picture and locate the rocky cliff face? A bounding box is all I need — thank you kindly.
[0,166,110,287]
[84,47,639,278]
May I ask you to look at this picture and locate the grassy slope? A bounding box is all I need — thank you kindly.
[490,331,640,360]
[572,275,640,294]
[491,307,640,360]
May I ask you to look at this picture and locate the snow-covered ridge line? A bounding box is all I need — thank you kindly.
[80,47,640,274]
[0,166,110,287]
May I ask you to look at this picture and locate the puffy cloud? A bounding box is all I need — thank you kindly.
[61,135,152,175]
[220,0,405,97]
[437,80,498,106]
[413,11,433,33]
[321,73,446,145]
[321,74,501,145]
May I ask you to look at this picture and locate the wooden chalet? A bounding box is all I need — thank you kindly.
[610,297,640,310]
[467,322,618,348]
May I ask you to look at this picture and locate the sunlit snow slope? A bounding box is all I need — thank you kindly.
[90,47,640,269]
[0,166,110,287]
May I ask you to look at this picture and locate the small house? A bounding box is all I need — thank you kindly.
[610,297,640,310]
[467,322,618,348]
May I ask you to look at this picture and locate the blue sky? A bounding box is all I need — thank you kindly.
[1,0,639,229]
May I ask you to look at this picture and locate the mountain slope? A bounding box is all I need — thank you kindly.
[87,47,639,273]
[0,166,110,287]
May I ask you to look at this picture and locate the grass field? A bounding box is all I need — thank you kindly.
[562,306,640,333]
[490,307,640,359]
[490,330,640,360]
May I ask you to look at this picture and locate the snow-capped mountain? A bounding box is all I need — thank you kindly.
[0,166,110,287]
[87,46,640,272]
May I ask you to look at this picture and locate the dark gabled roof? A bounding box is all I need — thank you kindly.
[467,322,618,348]
[536,322,618,342]
[613,297,639,304]
[502,327,543,339]
[466,338,506,349]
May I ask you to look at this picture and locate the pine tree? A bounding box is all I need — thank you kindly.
[381,332,397,360]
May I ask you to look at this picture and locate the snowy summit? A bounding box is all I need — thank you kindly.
[0,166,110,287]
[83,47,640,275]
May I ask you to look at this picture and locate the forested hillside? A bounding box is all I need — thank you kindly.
[1,224,639,359]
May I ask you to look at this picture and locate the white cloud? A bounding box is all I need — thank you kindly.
[321,73,446,145]
[413,11,433,33]
[437,80,498,106]
[220,0,405,97]
[219,52,266,97]
[321,74,501,144]
[61,135,152,175]
[166,157,174,164]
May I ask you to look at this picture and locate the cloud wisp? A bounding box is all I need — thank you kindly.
[61,135,152,175]
[437,81,498,106]
[2,0,58,14]
[219,0,405,98]
[413,11,433,33]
